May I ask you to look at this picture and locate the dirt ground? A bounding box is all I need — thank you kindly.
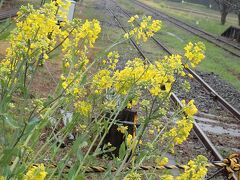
[0,41,9,59]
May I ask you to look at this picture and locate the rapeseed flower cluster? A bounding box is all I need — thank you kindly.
[124,171,142,180]
[59,19,101,117]
[117,125,128,134]
[0,1,70,85]
[126,134,133,147]
[184,42,206,68]
[104,51,119,70]
[155,156,169,166]
[24,164,47,180]
[169,117,193,145]
[63,19,101,50]
[181,99,198,117]
[74,101,92,117]
[62,19,101,69]
[92,69,113,94]
[163,100,197,147]
[124,15,161,43]
[158,156,208,180]
[176,155,208,179]
[113,57,180,96]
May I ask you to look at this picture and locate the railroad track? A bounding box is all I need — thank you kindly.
[105,1,239,179]
[0,9,18,21]
[131,0,240,58]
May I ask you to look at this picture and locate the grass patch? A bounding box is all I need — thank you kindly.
[139,0,239,35]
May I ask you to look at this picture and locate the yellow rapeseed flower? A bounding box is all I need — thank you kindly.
[126,134,133,147]
[92,69,113,94]
[64,62,70,68]
[74,101,92,117]
[184,42,205,68]
[148,129,154,135]
[181,100,198,117]
[176,155,208,179]
[62,81,68,90]
[155,157,169,166]
[117,125,128,134]
[163,115,193,146]
[159,175,174,180]
[24,164,47,180]
[128,16,136,23]
[126,15,162,43]
[124,172,141,180]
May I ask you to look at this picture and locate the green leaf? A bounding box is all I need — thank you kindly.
[119,142,126,160]
[24,117,40,135]
[0,147,21,167]
[80,73,87,85]
[2,115,20,129]
[67,164,78,180]
[74,175,85,180]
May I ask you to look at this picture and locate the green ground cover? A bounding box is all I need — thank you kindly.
[139,0,239,35]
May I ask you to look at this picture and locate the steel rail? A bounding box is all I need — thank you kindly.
[116,4,240,121]
[107,5,238,179]
[131,0,240,58]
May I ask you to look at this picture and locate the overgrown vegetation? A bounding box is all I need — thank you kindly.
[0,1,209,179]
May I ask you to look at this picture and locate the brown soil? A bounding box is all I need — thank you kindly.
[29,59,62,97]
[0,41,9,60]
[227,68,240,81]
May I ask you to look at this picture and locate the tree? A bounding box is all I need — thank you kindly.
[215,0,240,25]
[234,6,240,25]
[215,0,234,24]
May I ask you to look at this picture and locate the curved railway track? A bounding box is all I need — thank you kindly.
[106,1,239,179]
[131,0,240,58]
